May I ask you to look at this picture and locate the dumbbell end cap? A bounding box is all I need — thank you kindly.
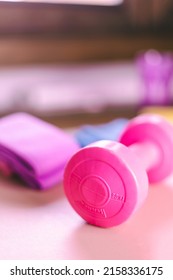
[64,140,148,228]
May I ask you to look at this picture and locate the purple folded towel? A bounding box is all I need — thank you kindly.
[0,113,79,190]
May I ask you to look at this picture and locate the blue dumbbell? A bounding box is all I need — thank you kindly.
[75,118,128,147]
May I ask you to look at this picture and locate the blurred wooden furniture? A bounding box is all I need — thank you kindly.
[0,1,173,65]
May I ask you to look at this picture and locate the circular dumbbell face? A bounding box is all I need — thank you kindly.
[64,140,148,228]
[119,114,173,183]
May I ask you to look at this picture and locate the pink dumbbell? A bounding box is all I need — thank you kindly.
[64,114,173,228]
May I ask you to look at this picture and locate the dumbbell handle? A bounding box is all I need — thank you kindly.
[119,114,173,184]
[129,141,160,172]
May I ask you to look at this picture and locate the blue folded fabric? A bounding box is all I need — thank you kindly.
[75,118,128,147]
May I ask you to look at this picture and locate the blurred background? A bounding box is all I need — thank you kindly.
[0,0,173,127]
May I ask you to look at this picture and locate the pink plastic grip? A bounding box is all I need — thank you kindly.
[129,141,160,172]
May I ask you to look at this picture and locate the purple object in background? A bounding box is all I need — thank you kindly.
[137,50,173,105]
[0,113,79,190]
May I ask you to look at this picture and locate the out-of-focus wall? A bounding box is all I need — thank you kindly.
[0,1,172,65]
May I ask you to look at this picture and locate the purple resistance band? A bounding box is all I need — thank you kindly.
[0,113,79,190]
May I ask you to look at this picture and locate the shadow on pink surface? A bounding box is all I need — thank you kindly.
[67,181,173,259]
[0,175,63,208]
[0,175,173,259]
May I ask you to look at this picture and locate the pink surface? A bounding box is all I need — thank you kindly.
[0,174,173,260]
